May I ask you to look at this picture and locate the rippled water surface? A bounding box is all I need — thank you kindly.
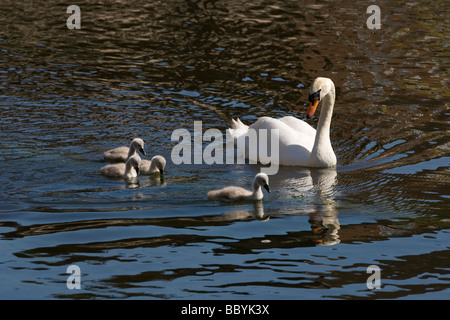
[0,0,449,300]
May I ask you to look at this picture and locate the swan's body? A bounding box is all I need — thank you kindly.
[104,138,146,162]
[228,77,337,167]
[207,173,270,202]
[100,154,141,180]
[140,155,166,175]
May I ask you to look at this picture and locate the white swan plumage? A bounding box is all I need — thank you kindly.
[207,173,270,202]
[228,77,337,167]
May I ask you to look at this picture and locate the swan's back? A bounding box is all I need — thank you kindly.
[139,159,152,174]
[249,116,315,146]
[100,162,126,178]
[207,186,253,202]
[104,146,129,162]
[229,116,317,166]
[140,155,166,174]
[278,116,316,138]
[103,138,145,162]
[101,154,141,179]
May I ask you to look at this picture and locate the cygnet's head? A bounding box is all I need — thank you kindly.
[255,173,270,193]
[127,154,142,175]
[306,77,334,119]
[151,155,166,174]
[131,138,146,156]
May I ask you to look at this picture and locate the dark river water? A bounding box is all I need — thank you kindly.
[0,0,449,300]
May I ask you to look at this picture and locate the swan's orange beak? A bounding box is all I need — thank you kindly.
[306,98,319,119]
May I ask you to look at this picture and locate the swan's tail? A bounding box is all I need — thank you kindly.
[227,118,249,140]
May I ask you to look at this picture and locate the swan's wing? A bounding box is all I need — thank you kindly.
[228,118,249,140]
[100,163,126,178]
[208,186,251,201]
[236,116,315,166]
[278,116,316,138]
[139,159,152,174]
[104,146,129,162]
[248,116,313,146]
[231,116,315,140]
[104,146,129,155]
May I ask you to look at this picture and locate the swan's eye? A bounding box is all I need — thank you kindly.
[308,89,321,103]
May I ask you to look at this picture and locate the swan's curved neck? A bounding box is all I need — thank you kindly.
[125,161,134,175]
[127,147,136,159]
[317,87,335,140]
[252,182,263,199]
[308,87,336,167]
[125,159,139,179]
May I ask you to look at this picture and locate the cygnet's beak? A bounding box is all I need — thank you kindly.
[159,168,164,175]
[135,166,140,175]
[306,97,319,119]
[264,184,270,193]
[140,148,146,156]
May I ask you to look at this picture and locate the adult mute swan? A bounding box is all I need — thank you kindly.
[229,77,337,167]
[100,154,142,180]
[207,173,270,202]
[104,138,146,162]
[140,155,166,175]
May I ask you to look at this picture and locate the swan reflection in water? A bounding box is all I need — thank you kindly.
[217,200,270,222]
[114,170,167,191]
[308,194,340,246]
[280,166,340,245]
[252,166,340,246]
[210,166,340,246]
